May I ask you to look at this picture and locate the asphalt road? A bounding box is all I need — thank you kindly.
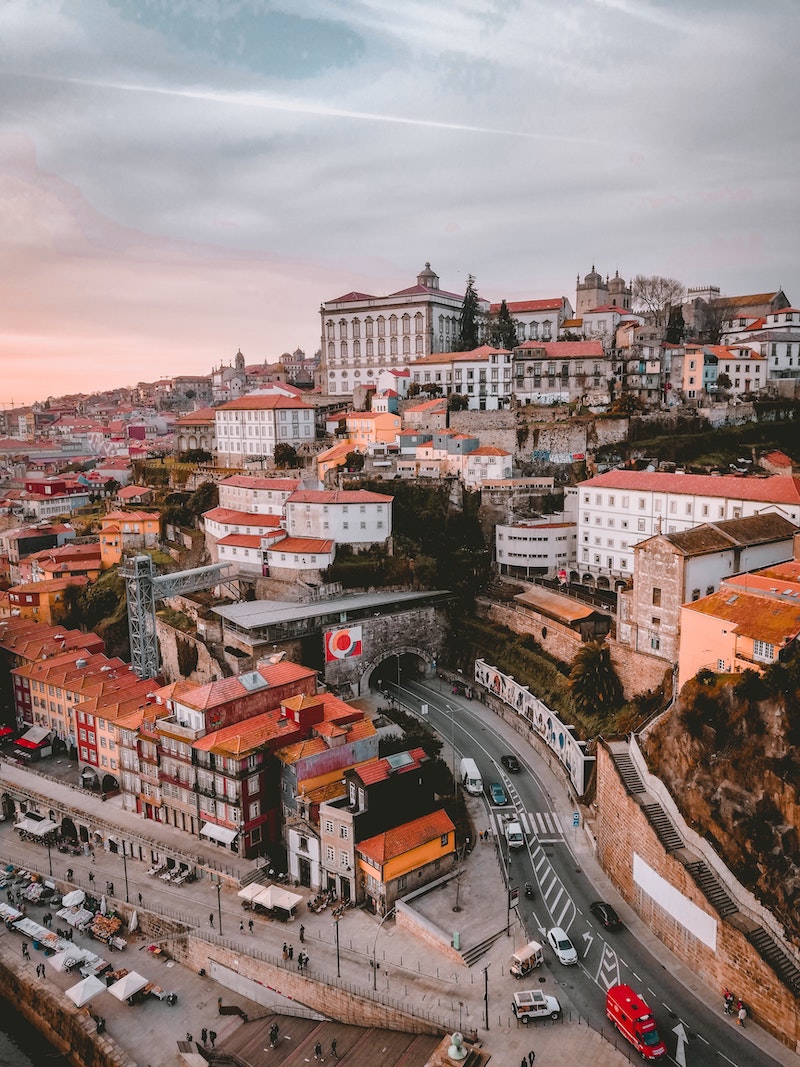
[393,675,782,1067]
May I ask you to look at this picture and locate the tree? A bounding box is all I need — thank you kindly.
[180,448,213,464]
[487,298,518,350]
[716,372,732,393]
[345,450,364,472]
[632,275,686,329]
[455,274,483,351]
[696,300,725,345]
[665,304,685,344]
[448,393,469,411]
[274,443,298,468]
[569,641,624,718]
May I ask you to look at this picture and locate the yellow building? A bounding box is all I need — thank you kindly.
[357,809,456,914]
[343,411,401,449]
[7,576,88,626]
[315,440,353,484]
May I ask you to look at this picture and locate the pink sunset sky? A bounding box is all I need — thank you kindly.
[2,2,797,408]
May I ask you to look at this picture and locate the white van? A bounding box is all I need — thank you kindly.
[459,757,483,796]
[505,819,524,849]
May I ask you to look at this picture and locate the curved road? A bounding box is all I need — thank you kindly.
[390,675,782,1067]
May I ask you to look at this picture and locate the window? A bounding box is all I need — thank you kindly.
[692,588,700,601]
[326,846,335,863]
[652,587,661,606]
[339,850,349,868]
[249,800,260,819]
[637,519,645,532]
[324,819,334,834]
[753,639,774,662]
[339,825,349,839]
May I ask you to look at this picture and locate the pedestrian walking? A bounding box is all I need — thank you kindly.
[239,920,244,934]
[88,871,94,883]
[138,893,142,906]
[314,1040,323,1060]
[737,1002,747,1027]
[269,1022,279,1048]
[528,1052,536,1066]
[299,924,305,943]
[209,912,214,928]
[66,868,73,881]
[201,1028,207,1046]
[282,942,288,961]
[248,918,253,934]
[186,1033,193,1043]
[209,1031,217,1048]
[330,1038,338,1059]
[288,944,294,961]
[21,942,29,960]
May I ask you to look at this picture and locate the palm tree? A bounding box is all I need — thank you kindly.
[569,641,623,719]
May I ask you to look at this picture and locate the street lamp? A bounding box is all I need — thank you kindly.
[46,840,53,878]
[333,913,341,978]
[121,843,129,903]
[372,906,395,991]
[216,881,223,934]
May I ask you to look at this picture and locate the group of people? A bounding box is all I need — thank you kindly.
[314,1037,338,1060]
[723,989,747,1026]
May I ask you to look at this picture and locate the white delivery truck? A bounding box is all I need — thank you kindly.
[505,819,524,849]
[459,757,483,796]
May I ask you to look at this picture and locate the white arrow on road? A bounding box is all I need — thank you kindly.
[582,931,594,957]
[672,1021,688,1067]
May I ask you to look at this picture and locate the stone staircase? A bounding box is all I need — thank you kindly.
[611,749,646,795]
[641,802,684,852]
[684,860,739,918]
[747,926,800,997]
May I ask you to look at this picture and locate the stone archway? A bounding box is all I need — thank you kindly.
[1,794,16,822]
[357,645,433,696]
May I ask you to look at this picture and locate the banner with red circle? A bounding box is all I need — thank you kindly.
[324,626,363,662]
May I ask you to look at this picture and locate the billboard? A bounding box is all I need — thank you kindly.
[324,625,363,662]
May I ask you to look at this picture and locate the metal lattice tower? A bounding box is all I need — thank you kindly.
[121,555,228,679]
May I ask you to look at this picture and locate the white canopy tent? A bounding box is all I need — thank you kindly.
[199,822,238,845]
[48,949,88,972]
[236,884,264,904]
[108,970,148,1002]
[252,884,302,915]
[66,974,106,1007]
[62,889,85,907]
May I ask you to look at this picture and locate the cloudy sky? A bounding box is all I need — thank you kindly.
[2,0,798,405]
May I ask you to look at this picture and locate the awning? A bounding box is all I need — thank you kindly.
[237,884,264,903]
[200,822,238,845]
[14,818,40,834]
[108,970,148,1001]
[66,974,106,1007]
[16,726,50,748]
[27,818,58,837]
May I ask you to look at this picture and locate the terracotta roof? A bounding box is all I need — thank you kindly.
[711,291,783,308]
[389,283,464,300]
[489,298,563,314]
[219,476,300,491]
[580,471,800,506]
[171,661,317,711]
[514,586,607,625]
[467,446,511,457]
[328,290,378,303]
[357,809,454,865]
[203,508,282,527]
[217,395,312,411]
[654,514,798,556]
[354,746,428,786]
[102,510,160,522]
[216,533,263,549]
[403,398,448,412]
[685,588,800,644]
[9,576,88,594]
[516,340,605,357]
[287,490,392,505]
[268,536,335,554]
[411,344,509,365]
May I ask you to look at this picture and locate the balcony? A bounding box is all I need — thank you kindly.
[157,717,203,742]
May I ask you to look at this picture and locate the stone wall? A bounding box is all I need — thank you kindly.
[481,599,669,700]
[156,619,226,685]
[594,743,800,1053]
[0,943,134,1067]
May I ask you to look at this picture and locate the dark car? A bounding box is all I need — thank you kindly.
[500,754,521,773]
[590,900,621,929]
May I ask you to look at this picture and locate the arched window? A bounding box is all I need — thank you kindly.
[340,341,348,362]
[389,314,398,335]
[353,339,360,358]
[339,319,348,339]
[415,336,424,353]
[327,341,335,361]
[378,338,385,357]
[352,318,361,338]
[390,337,398,356]
[377,316,385,336]
[415,312,424,333]
[402,314,411,334]
[402,336,410,355]
[365,317,374,337]
[326,320,335,340]
[366,338,373,358]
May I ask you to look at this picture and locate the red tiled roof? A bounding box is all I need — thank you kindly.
[217,395,312,411]
[467,446,511,457]
[170,661,317,711]
[516,340,604,357]
[216,534,263,549]
[203,508,282,527]
[580,471,800,506]
[489,298,562,313]
[329,290,377,303]
[287,490,392,504]
[685,588,800,644]
[268,537,335,554]
[357,809,454,865]
[389,283,464,300]
[219,476,300,491]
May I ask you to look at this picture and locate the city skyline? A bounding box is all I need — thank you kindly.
[2,0,798,404]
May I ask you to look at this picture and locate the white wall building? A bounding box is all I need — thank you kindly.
[320,264,484,396]
[217,475,300,516]
[263,536,336,579]
[410,346,510,410]
[284,489,392,548]
[462,446,513,487]
[489,297,574,343]
[214,394,315,466]
[496,520,577,578]
[577,471,800,584]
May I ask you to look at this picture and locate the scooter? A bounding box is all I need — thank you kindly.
[524,882,534,899]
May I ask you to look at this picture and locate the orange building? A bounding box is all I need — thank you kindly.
[99,510,161,568]
[357,808,456,914]
[7,576,88,625]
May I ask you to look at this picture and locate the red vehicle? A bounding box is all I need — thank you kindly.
[606,984,666,1059]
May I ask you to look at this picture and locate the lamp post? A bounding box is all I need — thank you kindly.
[483,964,489,1031]
[333,913,341,978]
[121,843,129,903]
[372,906,395,991]
[46,840,53,878]
[216,881,223,934]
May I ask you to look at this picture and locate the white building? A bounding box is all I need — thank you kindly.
[410,346,511,410]
[748,307,800,383]
[217,475,300,515]
[214,394,315,466]
[463,446,513,488]
[284,489,392,548]
[512,340,611,405]
[320,264,484,396]
[490,297,574,344]
[263,536,336,579]
[496,520,577,578]
[203,507,284,563]
[577,471,800,584]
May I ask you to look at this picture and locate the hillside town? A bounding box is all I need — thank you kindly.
[1,265,800,1065]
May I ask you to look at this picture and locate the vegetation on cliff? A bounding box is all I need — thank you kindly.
[642,658,800,947]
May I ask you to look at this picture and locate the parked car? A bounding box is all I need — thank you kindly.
[489,782,508,805]
[500,754,520,773]
[590,900,621,929]
[512,988,561,1022]
[547,926,578,965]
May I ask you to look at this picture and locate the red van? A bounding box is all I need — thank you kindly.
[606,983,666,1059]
